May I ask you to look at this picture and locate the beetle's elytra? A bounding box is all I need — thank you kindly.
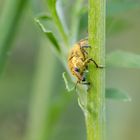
[68,38,103,86]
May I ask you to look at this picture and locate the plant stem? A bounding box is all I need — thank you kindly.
[46,0,69,45]
[70,0,83,44]
[25,40,57,140]
[0,0,28,74]
[86,0,106,140]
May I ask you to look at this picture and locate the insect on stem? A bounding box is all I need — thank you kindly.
[68,38,103,90]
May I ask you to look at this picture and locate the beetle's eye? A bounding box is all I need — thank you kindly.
[74,67,80,72]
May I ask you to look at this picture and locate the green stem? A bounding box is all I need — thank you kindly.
[25,41,57,140]
[70,0,83,44]
[0,0,28,74]
[46,0,69,45]
[53,12,68,45]
[86,0,106,140]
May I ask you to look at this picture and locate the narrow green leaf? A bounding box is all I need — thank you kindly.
[62,72,75,92]
[47,0,57,14]
[34,17,61,53]
[35,14,52,20]
[47,0,68,44]
[106,51,140,68]
[69,0,84,44]
[107,1,140,16]
[106,88,131,101]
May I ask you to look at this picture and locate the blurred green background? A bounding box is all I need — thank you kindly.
[0,0,140,140]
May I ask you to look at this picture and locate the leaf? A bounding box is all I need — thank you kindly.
[47,0,57,14]
[106,88,131,101]
[106,17,129,36]
[106,51,140,68]
[62,72,75,92]
[34,17,61,53]
[35,14,52,20]
[47,0,68,42]
[107,1,140,16]
[69,0,84,43]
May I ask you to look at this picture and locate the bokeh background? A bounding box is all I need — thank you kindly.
[0,0,140,140]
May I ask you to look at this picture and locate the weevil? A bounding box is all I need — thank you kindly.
[68,38,103,88]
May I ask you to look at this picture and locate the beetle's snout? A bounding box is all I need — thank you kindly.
[82,76,86,82]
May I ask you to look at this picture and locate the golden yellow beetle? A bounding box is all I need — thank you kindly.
[68,38,103,86]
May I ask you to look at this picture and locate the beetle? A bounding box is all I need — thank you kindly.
[68,38,103,88]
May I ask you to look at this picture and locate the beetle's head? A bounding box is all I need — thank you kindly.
[74,67,86,82]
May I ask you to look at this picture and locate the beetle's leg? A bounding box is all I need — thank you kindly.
[80,45,91,56]
[82,49,88,55]
[75,80,90,90]
[84,58,103,68]
[80,45,91,52]
[89,58,104,68]
[81,45,91,49]
[80,46,90,56]
[81,81,90,85]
